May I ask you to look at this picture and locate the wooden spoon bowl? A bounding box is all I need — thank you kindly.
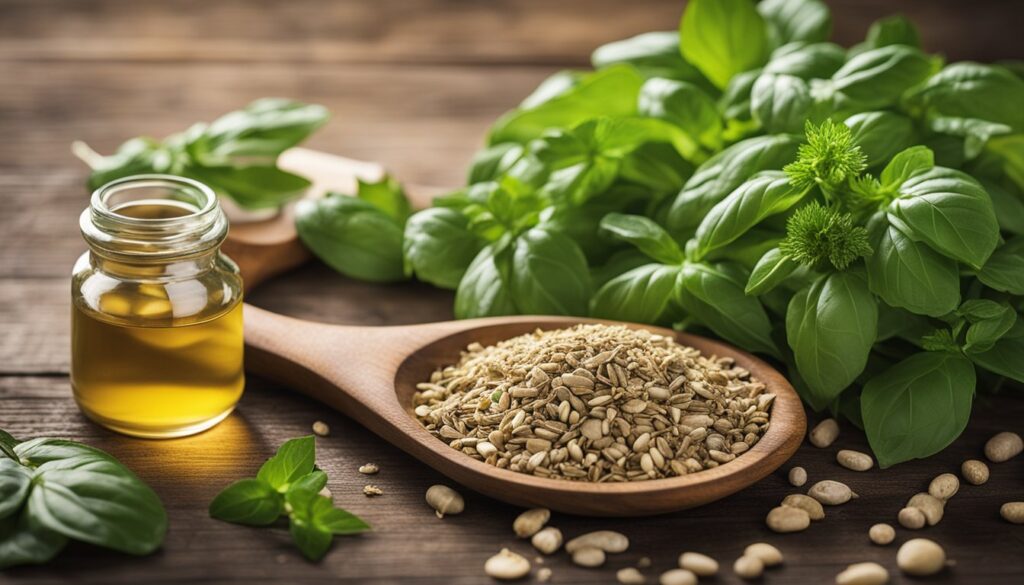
[245,305,805,516]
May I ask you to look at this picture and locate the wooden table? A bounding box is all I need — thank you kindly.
[1,1,1022,583]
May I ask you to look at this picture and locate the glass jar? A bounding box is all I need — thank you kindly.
[71,175,244,438]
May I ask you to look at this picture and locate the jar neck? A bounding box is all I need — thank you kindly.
[80,175,228,278]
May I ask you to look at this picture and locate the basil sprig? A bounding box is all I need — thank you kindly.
[0,430,167,569]
[209,436,369,561]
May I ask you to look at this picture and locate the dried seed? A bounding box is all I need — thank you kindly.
[659,568,696,585]
[733,555,765,579]
[928,473,959,501]
[836,450,874,472]
[531,526,564,554]
[897,538,948,576]
[836,562,889,585]
[906,493,944,526]
[358,463,379,475]
[484,548,531,580]
[513,508,550,538]
[868,523,895,546]
[808,418,839,448]
[477,441,498,458]
[312,421,330,436]
[678,552,718,576]
[743,543,782,566]
[808,480,857,505]
[898,506,926,530]
[961,459,989,485]
[565,530,629,554]
[617,567,646,585]
[1000,502,1024,524]
[537,567,552,582]
[425,484,464,518]
[984,431,1022,463]
[782,493,825,521]
[638,556,652,568]
[788,466,807,487]
[363,485,383,497]
[766,506,810,533]
[571,546,606,567]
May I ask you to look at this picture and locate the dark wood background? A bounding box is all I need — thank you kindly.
[1,1,1022,583]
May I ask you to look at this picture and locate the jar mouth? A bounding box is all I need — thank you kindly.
[82,175,228,261]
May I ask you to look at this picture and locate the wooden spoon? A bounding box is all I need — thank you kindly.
[244,304,806,516]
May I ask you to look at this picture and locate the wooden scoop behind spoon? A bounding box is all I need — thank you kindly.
[244,304,806,516]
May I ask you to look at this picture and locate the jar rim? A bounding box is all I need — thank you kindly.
[91,174,217,225]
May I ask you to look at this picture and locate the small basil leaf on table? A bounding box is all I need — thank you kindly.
[289,470,328,495]
[289,517,333,562]
[600,213,684,264]
[694,171,803,258]
[865,212,960,317]
[887,166,1000,269]
[591,264,681,323]
[454,244,518,319]
[745,247,797,295]
[845,111,917,169]
[763,42,845,79]
[286,488,370,561]
[510,228,591,316]
[786,271,878,411]
[676,262,778,357]
[209,478,284,526]
[403,208,483,290]
[295,195,406,283]
[312,499,371,535]
[969,322,1024,384]
[0,510,67,569]
[977,236,1024,294]
[757,0,831,46]
[680,0,770,89]
[0,458,32,519]
[257,436,316,492]
[750,74,812,134]
[862,352,975,467]
[16,439,167,555]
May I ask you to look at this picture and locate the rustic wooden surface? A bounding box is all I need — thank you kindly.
[1,0,1022,583]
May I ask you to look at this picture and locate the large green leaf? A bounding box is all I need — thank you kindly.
[905,63,1024,132]
[403,208,483,290]
[0,510,67,569]
[845,111,917,169]
[600,213,684,264]
[694,171,803,258]
[0,458,31,519]
[969,321,1024,384]
[454,244,517,319]
[638,78,723,155]
[829,45,939,110]
[511,228,591,316]
[680,0,770,89]
[757,0,831,46]
[592,31,711,89]
[677,262,778,356]
[591,264,680,324]
[977,236,1024,294]
[750,74,813,134]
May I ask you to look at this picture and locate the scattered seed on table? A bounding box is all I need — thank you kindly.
[425,484,464,518]
[312,421,330,436]
[782,493,825,520]
[484,548,531,580]
[898,506,926,530]
[565,530,629,553]
[362,485,383,497]
[678,552,718,576]
[897,538,948,576]
[984,431,1023,463]
[513,508,550,538]
[537,567,552,583]
[907,492,944,525]
[836,561,889,585]
[1000,502,1024,524]
[744,543,783,566]
[617,567,646,585]
[928,473,959,501]
[531,527,563,555]
[788,466,807,487]
[809,418,839,448]
[808,480,857,505]
[961,459,990,485]
[358,463,379,475]
[766,506,810,533]
[733,555,764,579]
[868,523,895,545]
[572,546,606,567]
[659,568,697,585]
[836,450,874,471]
[638,556,652,568]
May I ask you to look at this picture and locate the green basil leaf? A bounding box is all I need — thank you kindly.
[830,45,939,110]
[592,31,713,90]
[201,98,329,162]
[865,213,960,317]
[680,0,770,89]
[638,78,723,155]
[511,228,591,316]
[718,69,761,122]
[17,439,167,555]
[880,146,935,188]
[862,352,975,468]
[746,247,798,295]
[845,111,917,169]
[591,249,651,289]
[189,164,311,210]
[0,430,18,461]
[969,321,1024,384]
[454,244,517,319]
[311,497,370,535]
[905,63,1024,133]
[600,213,684,264]
[667,134,802,234]
[356,175,411,224]
[978,178,1024,235]
[209,478,283,526]
[0,509,67,569]
[289,517,332,561]
[764,42,846,80]
[888,166,1000,269]
[467,143,525,184]
[0,458,31,520]
[862,15,921,51]
[519,71,584,110]
[695,171,803,259]
[489,66,644,144]
[677,262,778,356]
[257,436,316,492]
[618,142,694,195]
[286,490,369,560]
[83,137,168,190]
[750,74,813,134]
[964,303,1017,353]
[289,470,328,496]
[758,0,831,47]
[591,264,680,323]
[295,195,406,283]
[403,208,483,290]
[786,272,878,410]
[977,236,1024,294]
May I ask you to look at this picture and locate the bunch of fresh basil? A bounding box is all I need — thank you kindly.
[209,436,369,561]
[0,429,167,568]
[293,0,1023,468]
[75,98,329,209]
